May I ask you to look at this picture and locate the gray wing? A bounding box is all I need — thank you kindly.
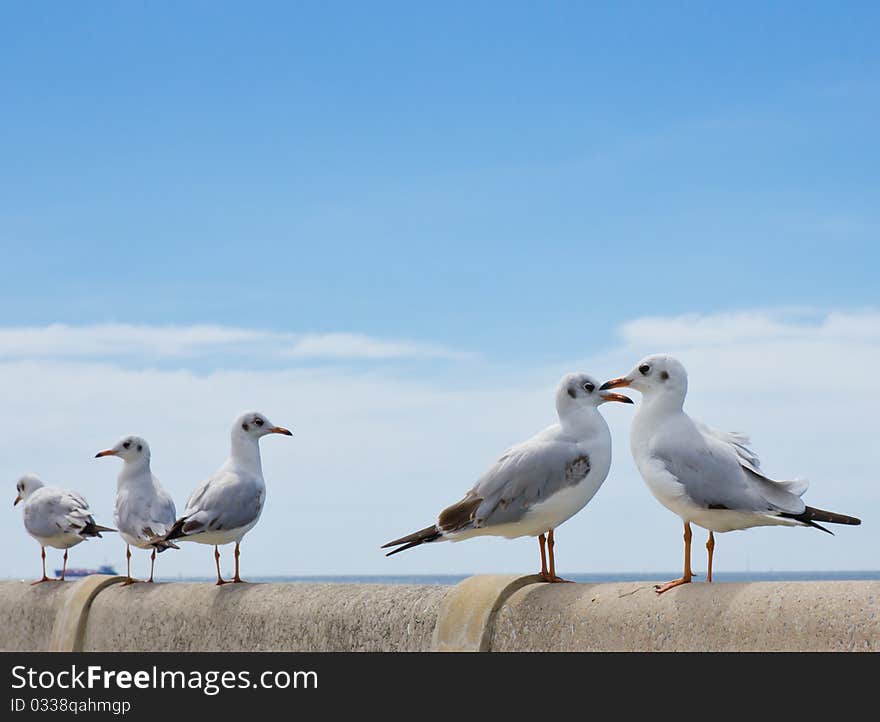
[25,488,94,539]
[140,477,177,539]
[436,438,593,533]
[652,430,806,515]
[179,470,263,535]
[694,421,762,471]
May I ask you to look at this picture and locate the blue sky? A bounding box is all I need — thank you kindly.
[2,3,878,360]
[1,4,878,577]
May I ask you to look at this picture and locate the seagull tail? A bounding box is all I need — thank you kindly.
[161,517,189,543]
[81,521,116,538]
[150,538,180,553]
[782,506,862,535]
[381,525,443,556]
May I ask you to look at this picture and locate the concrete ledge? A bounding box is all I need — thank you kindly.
[2,578,878,652]
[81,582,447,652]
[490,580,880,651]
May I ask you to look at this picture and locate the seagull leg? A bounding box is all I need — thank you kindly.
[121,545,137,586]
[538,533,550,581]
[706,532,715,583]
[148,549,156,583]
[31,546,53,584]
[61,550,68,581]
[214,546,228,586]
[232,542,246,583]
[655,522,694,594]
[546,529,572,583]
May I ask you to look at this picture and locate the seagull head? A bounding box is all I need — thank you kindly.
[232,411,293,441]
[95,435,151,464]
[556,372,633,417]
[600,354,688,399]
[14,473,44,506]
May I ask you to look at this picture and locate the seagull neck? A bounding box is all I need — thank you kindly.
[229,433,264,474]
[638,390,685,417]
[118,457,151,484]
[559,406,604,437]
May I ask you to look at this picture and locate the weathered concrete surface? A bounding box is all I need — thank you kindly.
[82,582,448,652]
[0,581,72,651]
[3,578,879,651]
[490,580,880,651]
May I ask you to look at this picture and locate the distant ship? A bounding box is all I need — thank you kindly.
[54,565,118,578]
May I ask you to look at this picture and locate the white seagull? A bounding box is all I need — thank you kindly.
[161,411,292,585]
[601,354,861,593]
[96,436,178,585]
[14,474,115,584]
[382,373,633,582]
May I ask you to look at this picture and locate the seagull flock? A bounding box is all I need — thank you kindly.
[14,355,861,593]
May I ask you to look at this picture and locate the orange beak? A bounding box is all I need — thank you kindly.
[600,392,633,404]
[94,449,117,458]
[270,426,293,436]
[600,377,632,390]
[13,493,22,506]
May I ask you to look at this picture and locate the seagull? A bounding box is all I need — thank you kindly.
[382,373,633,582]
[14,474,115,584]
[95,436,178,585]
[601,354,861,593]
[161,411,292,585]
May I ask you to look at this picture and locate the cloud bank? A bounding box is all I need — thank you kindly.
[1,309,876,580]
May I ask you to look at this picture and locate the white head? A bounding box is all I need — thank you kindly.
[600,354,688,403]
[13,473,44,506]
[231,411,292,443]
[555,372,633,420]
[95,435,151,465]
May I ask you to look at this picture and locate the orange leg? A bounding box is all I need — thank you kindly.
[121,545,137,586]
[706,532,715,583]
[215,545,228,586]
[61,549,69,581]
[148,548,156,583]
[545,529,571,583]
[232,542,246,583]
[656,521,693,594]
[538,533,549,580]
[31,546,54,585]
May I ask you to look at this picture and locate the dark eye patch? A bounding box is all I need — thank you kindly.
[137,444,143,452]
[123,441,131,449]
[567,386,577,399]
[242,422,249,432]
[639,364,650,375]
[660,370,669,381]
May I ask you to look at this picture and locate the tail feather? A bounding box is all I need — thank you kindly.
[81,521,116,538]
[162,517,189,543]
[382,525,442,556]
[782,505,862,535]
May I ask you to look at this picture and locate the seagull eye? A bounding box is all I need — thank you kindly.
[639,364,651,375]
[582,382,595,393]
[255,418,264,427]
[122,441,131,449]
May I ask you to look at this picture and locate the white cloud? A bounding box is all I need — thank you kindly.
[1,308,877,581]
[282,333,472,361]
[0,323,467,363]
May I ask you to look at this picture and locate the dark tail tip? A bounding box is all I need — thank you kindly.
[382,525,442,556]
[782,505,861,534]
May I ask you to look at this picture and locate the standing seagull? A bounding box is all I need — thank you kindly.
[382,373,633,581]
[96,436,178,585]
[601,354,861,593]
[14,474,114,584]
[161,411,292,585]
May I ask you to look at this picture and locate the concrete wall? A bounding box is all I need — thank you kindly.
[1,575,878,652]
